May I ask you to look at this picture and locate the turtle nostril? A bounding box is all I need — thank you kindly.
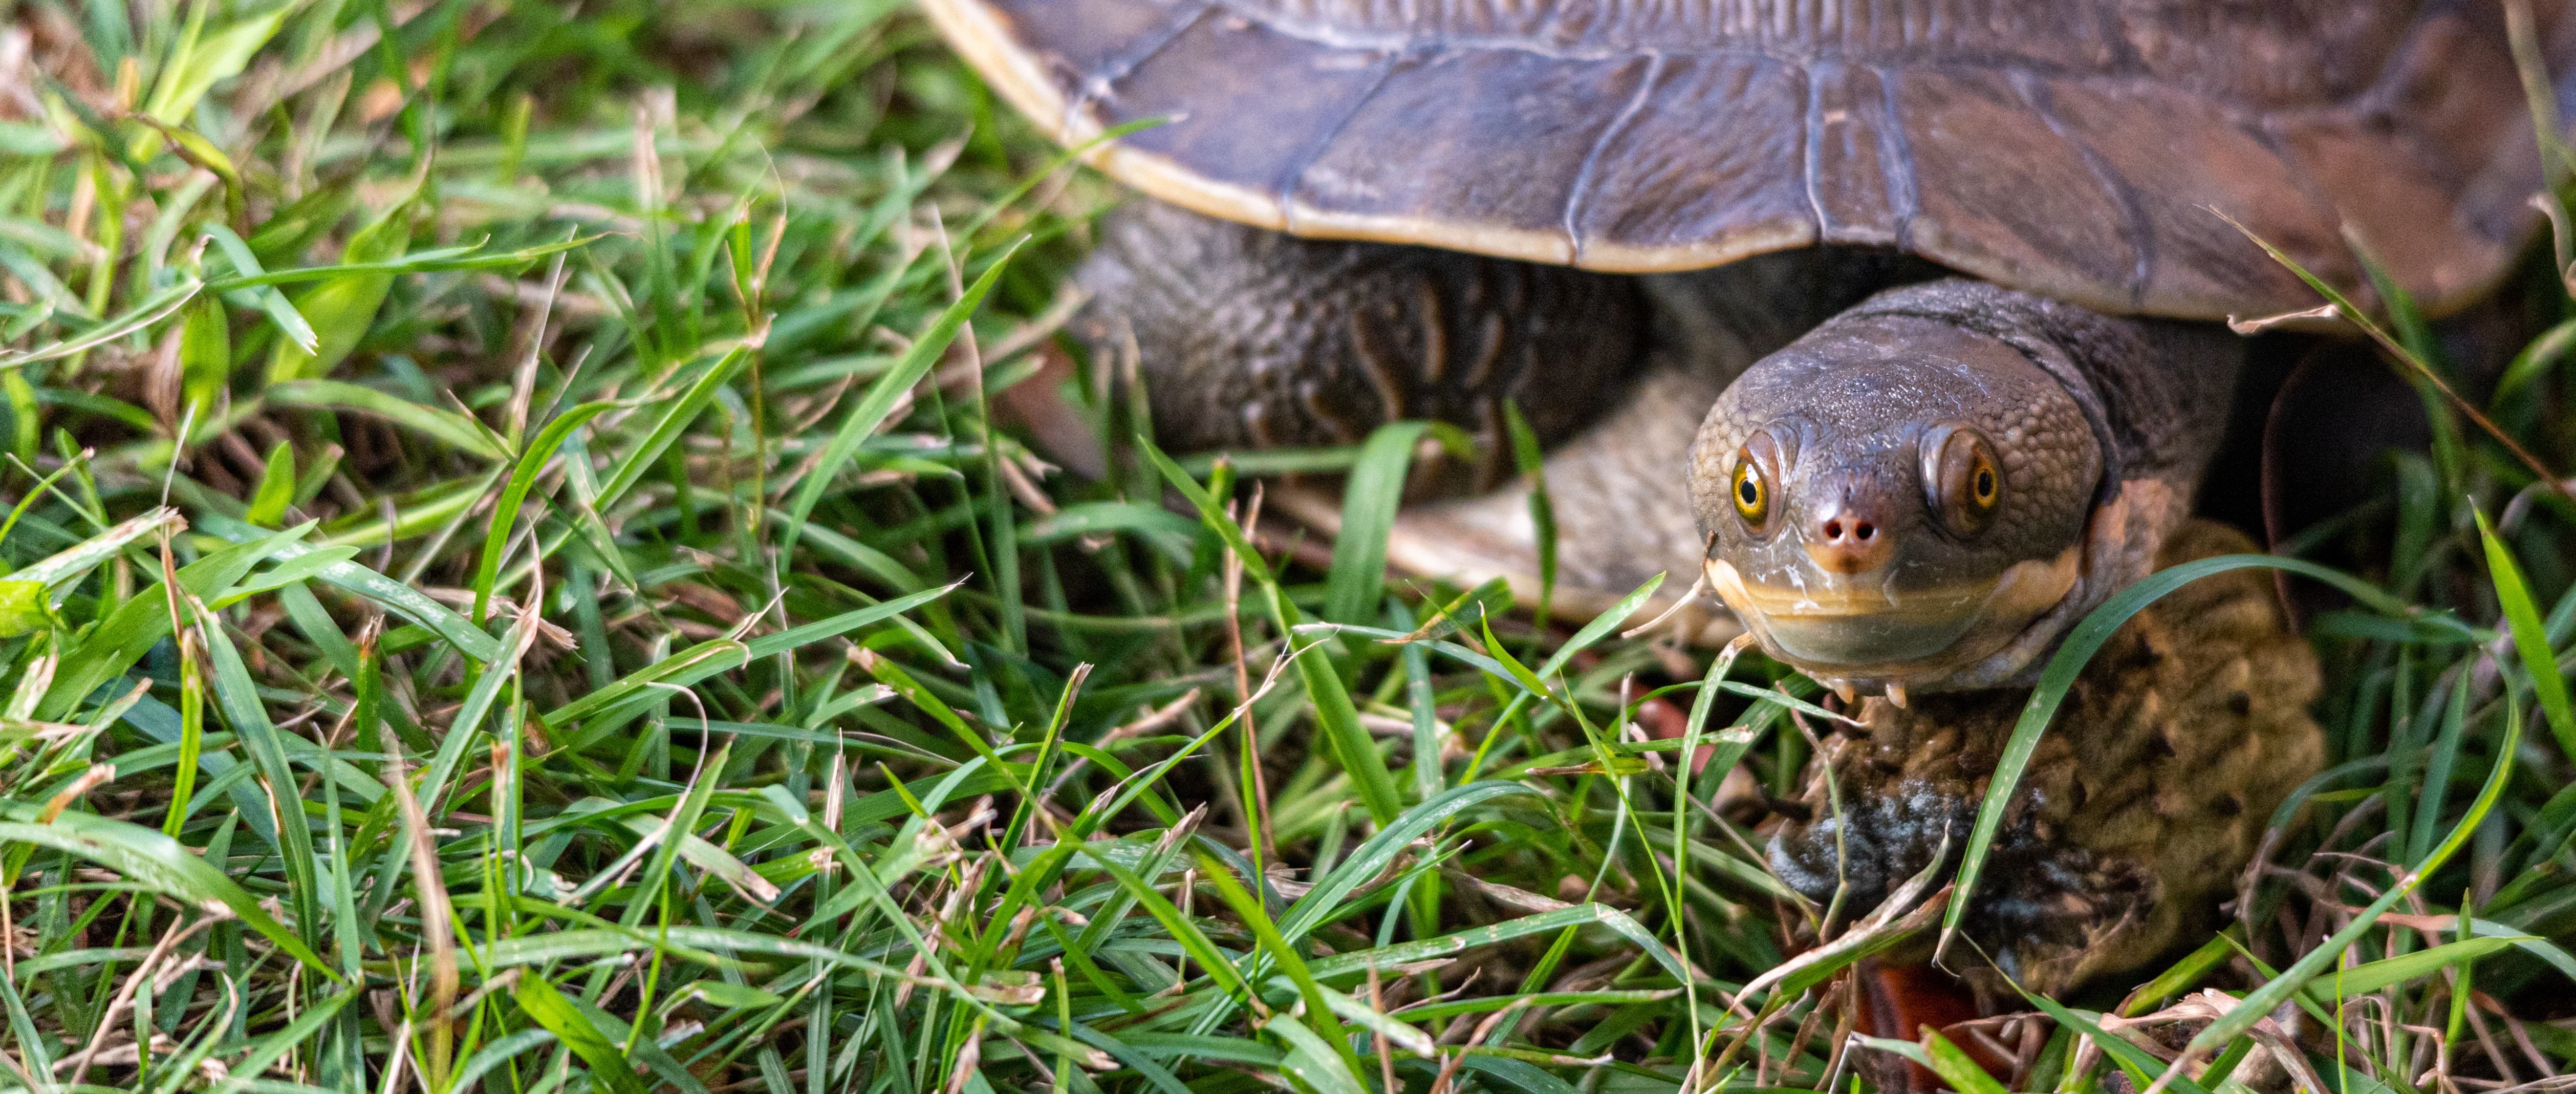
[1806,506,1892,573]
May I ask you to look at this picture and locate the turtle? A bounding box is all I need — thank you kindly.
[925,0,2567,1005]
[932,0,2576,700]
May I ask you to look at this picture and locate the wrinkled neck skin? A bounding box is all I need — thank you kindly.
[1693,279,2239,698]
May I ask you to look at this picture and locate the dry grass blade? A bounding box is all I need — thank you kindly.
[60,910,224,1091]
[383,754,458,1092]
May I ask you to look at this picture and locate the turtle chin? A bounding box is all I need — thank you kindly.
[1705,547,2084,693]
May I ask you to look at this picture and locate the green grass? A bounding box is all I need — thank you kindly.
[0,2,2571,1092]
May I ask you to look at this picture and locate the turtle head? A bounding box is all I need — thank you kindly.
[1690,313,2103,693]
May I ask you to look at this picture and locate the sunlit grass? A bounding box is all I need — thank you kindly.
[0,2,2569,1093]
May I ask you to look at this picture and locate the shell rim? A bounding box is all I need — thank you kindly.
[921,0,2541,324]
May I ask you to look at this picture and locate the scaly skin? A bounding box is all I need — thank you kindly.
[1768,521,2325,996]
[1692,280,2243,695]
[1074,202,1643,483]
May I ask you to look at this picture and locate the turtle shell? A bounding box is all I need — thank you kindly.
[926,0,2576,319]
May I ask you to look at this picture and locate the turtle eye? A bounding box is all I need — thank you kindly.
[1731,462,1766,525]
[1922,425,2002,537]
[1731,433,1781,533]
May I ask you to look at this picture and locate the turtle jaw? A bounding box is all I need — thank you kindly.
[1705,544,2083,694]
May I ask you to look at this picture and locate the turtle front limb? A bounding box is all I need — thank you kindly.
[1371,363,1734,638]
[1076,202,1648,475]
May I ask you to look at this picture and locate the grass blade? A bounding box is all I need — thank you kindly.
[267,379,508,461]
[2476,509,2576,762]
[1200,852,1365,1078]
[1295,636,1404,827]
[2301,936,2530,1002]
[0,278,200,369]
[780,237,1025,562]
[1279,781,1539,942]
[513,973,651,1094]
[1325,421,1427,625]
[2174,697,2520,1067]
[0,807,332,975]
[1264,1013,1371,1094]
[593,346,751,511]
[471,400,616,624]
[1852,1032,2009,1094]
[206,984,360,1094]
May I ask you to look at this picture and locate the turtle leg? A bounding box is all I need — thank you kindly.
[1382,362,1730,634]
[1074,201,1648,465]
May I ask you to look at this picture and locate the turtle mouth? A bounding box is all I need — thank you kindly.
[1705,546,2083,681]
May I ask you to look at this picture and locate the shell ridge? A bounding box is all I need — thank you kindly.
[1276,46,1420,231]
[1144,2,2470,88]
[2084,0,2151,76]
[2240,111,2375,297]
[1075,2,1217,124]
[1186,2,2178,72]
[1874,61,1921,252]
[1789,58,1818,252]
[2357,2,2456,119]
[1802,56,1833,244]
[2362,7,2548,237]
[1564,50,1669,264]
[2008,69,2156,310]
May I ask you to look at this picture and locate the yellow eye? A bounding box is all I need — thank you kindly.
[1730,437,1775,530]
[1921,425,2002,537]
